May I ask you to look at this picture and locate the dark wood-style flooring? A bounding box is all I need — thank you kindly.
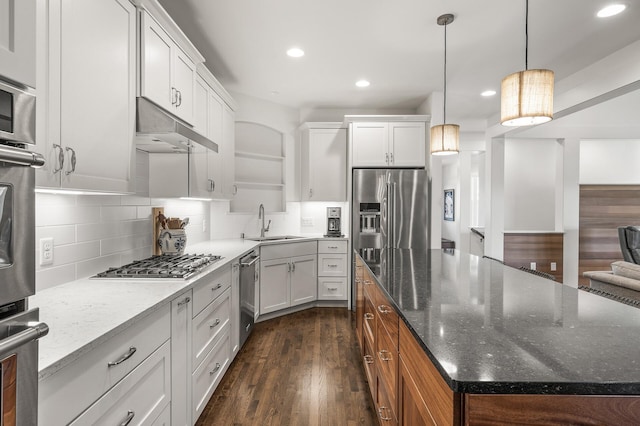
[195,308,377,426]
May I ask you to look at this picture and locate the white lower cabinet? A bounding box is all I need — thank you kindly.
[317,240,348,301]
[39,305,171,425]
[171,291,193,426]
[260,241,318,315]
[152,404,171,426]
[70,341,171,426]
[192,329,230,420]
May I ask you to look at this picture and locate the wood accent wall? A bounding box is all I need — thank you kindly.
[503,233,564,282]
[578,185,640,286]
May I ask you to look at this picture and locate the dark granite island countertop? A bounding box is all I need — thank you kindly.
[359,248,640,395]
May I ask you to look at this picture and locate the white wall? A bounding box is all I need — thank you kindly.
[580,139,640,184]
[35,152,211,290]
[503,138,558,231]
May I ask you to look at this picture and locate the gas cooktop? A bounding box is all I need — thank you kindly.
[93,253,223,279]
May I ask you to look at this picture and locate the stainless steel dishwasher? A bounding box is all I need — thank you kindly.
[239,250,259,349]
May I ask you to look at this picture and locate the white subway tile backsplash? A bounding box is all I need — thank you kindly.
[76,254,122,280]
[36,264,75,292]
[54,241,101,265]
[100,205,138,222]
[36,203,101,227]
[35,225,76,246]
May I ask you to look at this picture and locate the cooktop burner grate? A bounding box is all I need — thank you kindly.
[93,253,223,279]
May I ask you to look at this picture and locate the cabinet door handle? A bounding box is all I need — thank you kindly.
[378,406,392,422]
[108,346,137,367]
[309,188,313,198]
[378,350,392,362]
[119,410,135,426]
[177,296,191,306]
[208,179,215,192]
[176,90,182,107]
[364,355,374,365]
[209,362,221,375]
[377,304,392,314]
[64,147,76,175]
[210,318,221,328]
[364,313,374,320]
[171,87,177,105]
[52,144,64,173]
[292,262,296,272]
[233,184,238,195]
[212,283,223,291]
[389,152,394,164]
[385,152,389,164]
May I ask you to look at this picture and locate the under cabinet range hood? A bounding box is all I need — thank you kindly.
[135,97,218,153]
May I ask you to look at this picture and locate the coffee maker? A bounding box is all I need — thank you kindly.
[325,207,343,237]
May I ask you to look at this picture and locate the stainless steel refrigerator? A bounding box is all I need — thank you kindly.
[352,168,430,252]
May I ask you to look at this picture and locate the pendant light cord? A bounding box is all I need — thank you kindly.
[525,0,529,70]
[443,21,447,125]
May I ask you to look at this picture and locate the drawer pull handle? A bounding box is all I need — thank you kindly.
[327,264,338,268]
[363,280,372,285]
[177,296,191,306]
[364,355,374,365]
[378,406,392,421]
[377,305,392,314]
[212,283,223,291]
[108,347,137,367]
[328,246,338,249]
[378,350,392,362]
[120,410,135,426]
[328,287,338,291]
[209,362,221,375]
[364,313,374,320]
[210,318,221,328]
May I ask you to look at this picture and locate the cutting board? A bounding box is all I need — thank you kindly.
[152,207,164,256]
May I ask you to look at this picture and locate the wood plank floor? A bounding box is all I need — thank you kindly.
[195,307,378,426]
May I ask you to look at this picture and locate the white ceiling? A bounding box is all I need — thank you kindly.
[157,0,640,124]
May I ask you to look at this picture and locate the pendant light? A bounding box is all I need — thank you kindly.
[500,0,554,126]
[430,14,459,156]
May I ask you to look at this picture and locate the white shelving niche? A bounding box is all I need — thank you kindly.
[232,121,286,213]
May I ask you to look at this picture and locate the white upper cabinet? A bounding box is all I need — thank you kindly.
[300,123,347,201]
[0,0,35,87]
[350,118,427,168]
[36,0,136,193]
[140,10,196,125]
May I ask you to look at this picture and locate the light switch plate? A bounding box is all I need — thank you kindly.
[530,262,536,270]
[301,217,313,227]
[550,262,557,271]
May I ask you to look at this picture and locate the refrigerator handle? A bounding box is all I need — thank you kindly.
[391,181,397,248]
[387,180,392,249]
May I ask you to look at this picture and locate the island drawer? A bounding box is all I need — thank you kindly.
[192,264,231,317]
[367,279,399,348]
[192,288,231,370]
[376,319,398,421]
[39,305,171,426]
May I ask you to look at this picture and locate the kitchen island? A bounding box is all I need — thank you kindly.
[356,248,640,425]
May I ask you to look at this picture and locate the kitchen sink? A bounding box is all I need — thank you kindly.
[246,235,306,242]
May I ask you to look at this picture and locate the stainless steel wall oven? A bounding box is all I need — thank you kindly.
[0,77,48,425]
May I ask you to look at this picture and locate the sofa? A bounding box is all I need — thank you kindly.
[583,261,640,304]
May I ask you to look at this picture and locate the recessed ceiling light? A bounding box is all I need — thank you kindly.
[286,47,304,58]
[355,80,370,88]
[481,90,497,97]
[597,4,626,17]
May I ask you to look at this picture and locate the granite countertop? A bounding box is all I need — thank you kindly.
[31,238,260,380]
[359,248,640,395]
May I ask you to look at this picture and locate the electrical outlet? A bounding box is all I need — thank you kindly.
[40,237,54,266]
[301,217,313,227]
[550,262,557,271]
[530,262,536,270]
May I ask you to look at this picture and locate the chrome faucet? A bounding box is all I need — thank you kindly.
[258,203,271,237]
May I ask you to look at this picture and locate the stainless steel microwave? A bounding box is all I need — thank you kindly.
[0,79,35,145]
